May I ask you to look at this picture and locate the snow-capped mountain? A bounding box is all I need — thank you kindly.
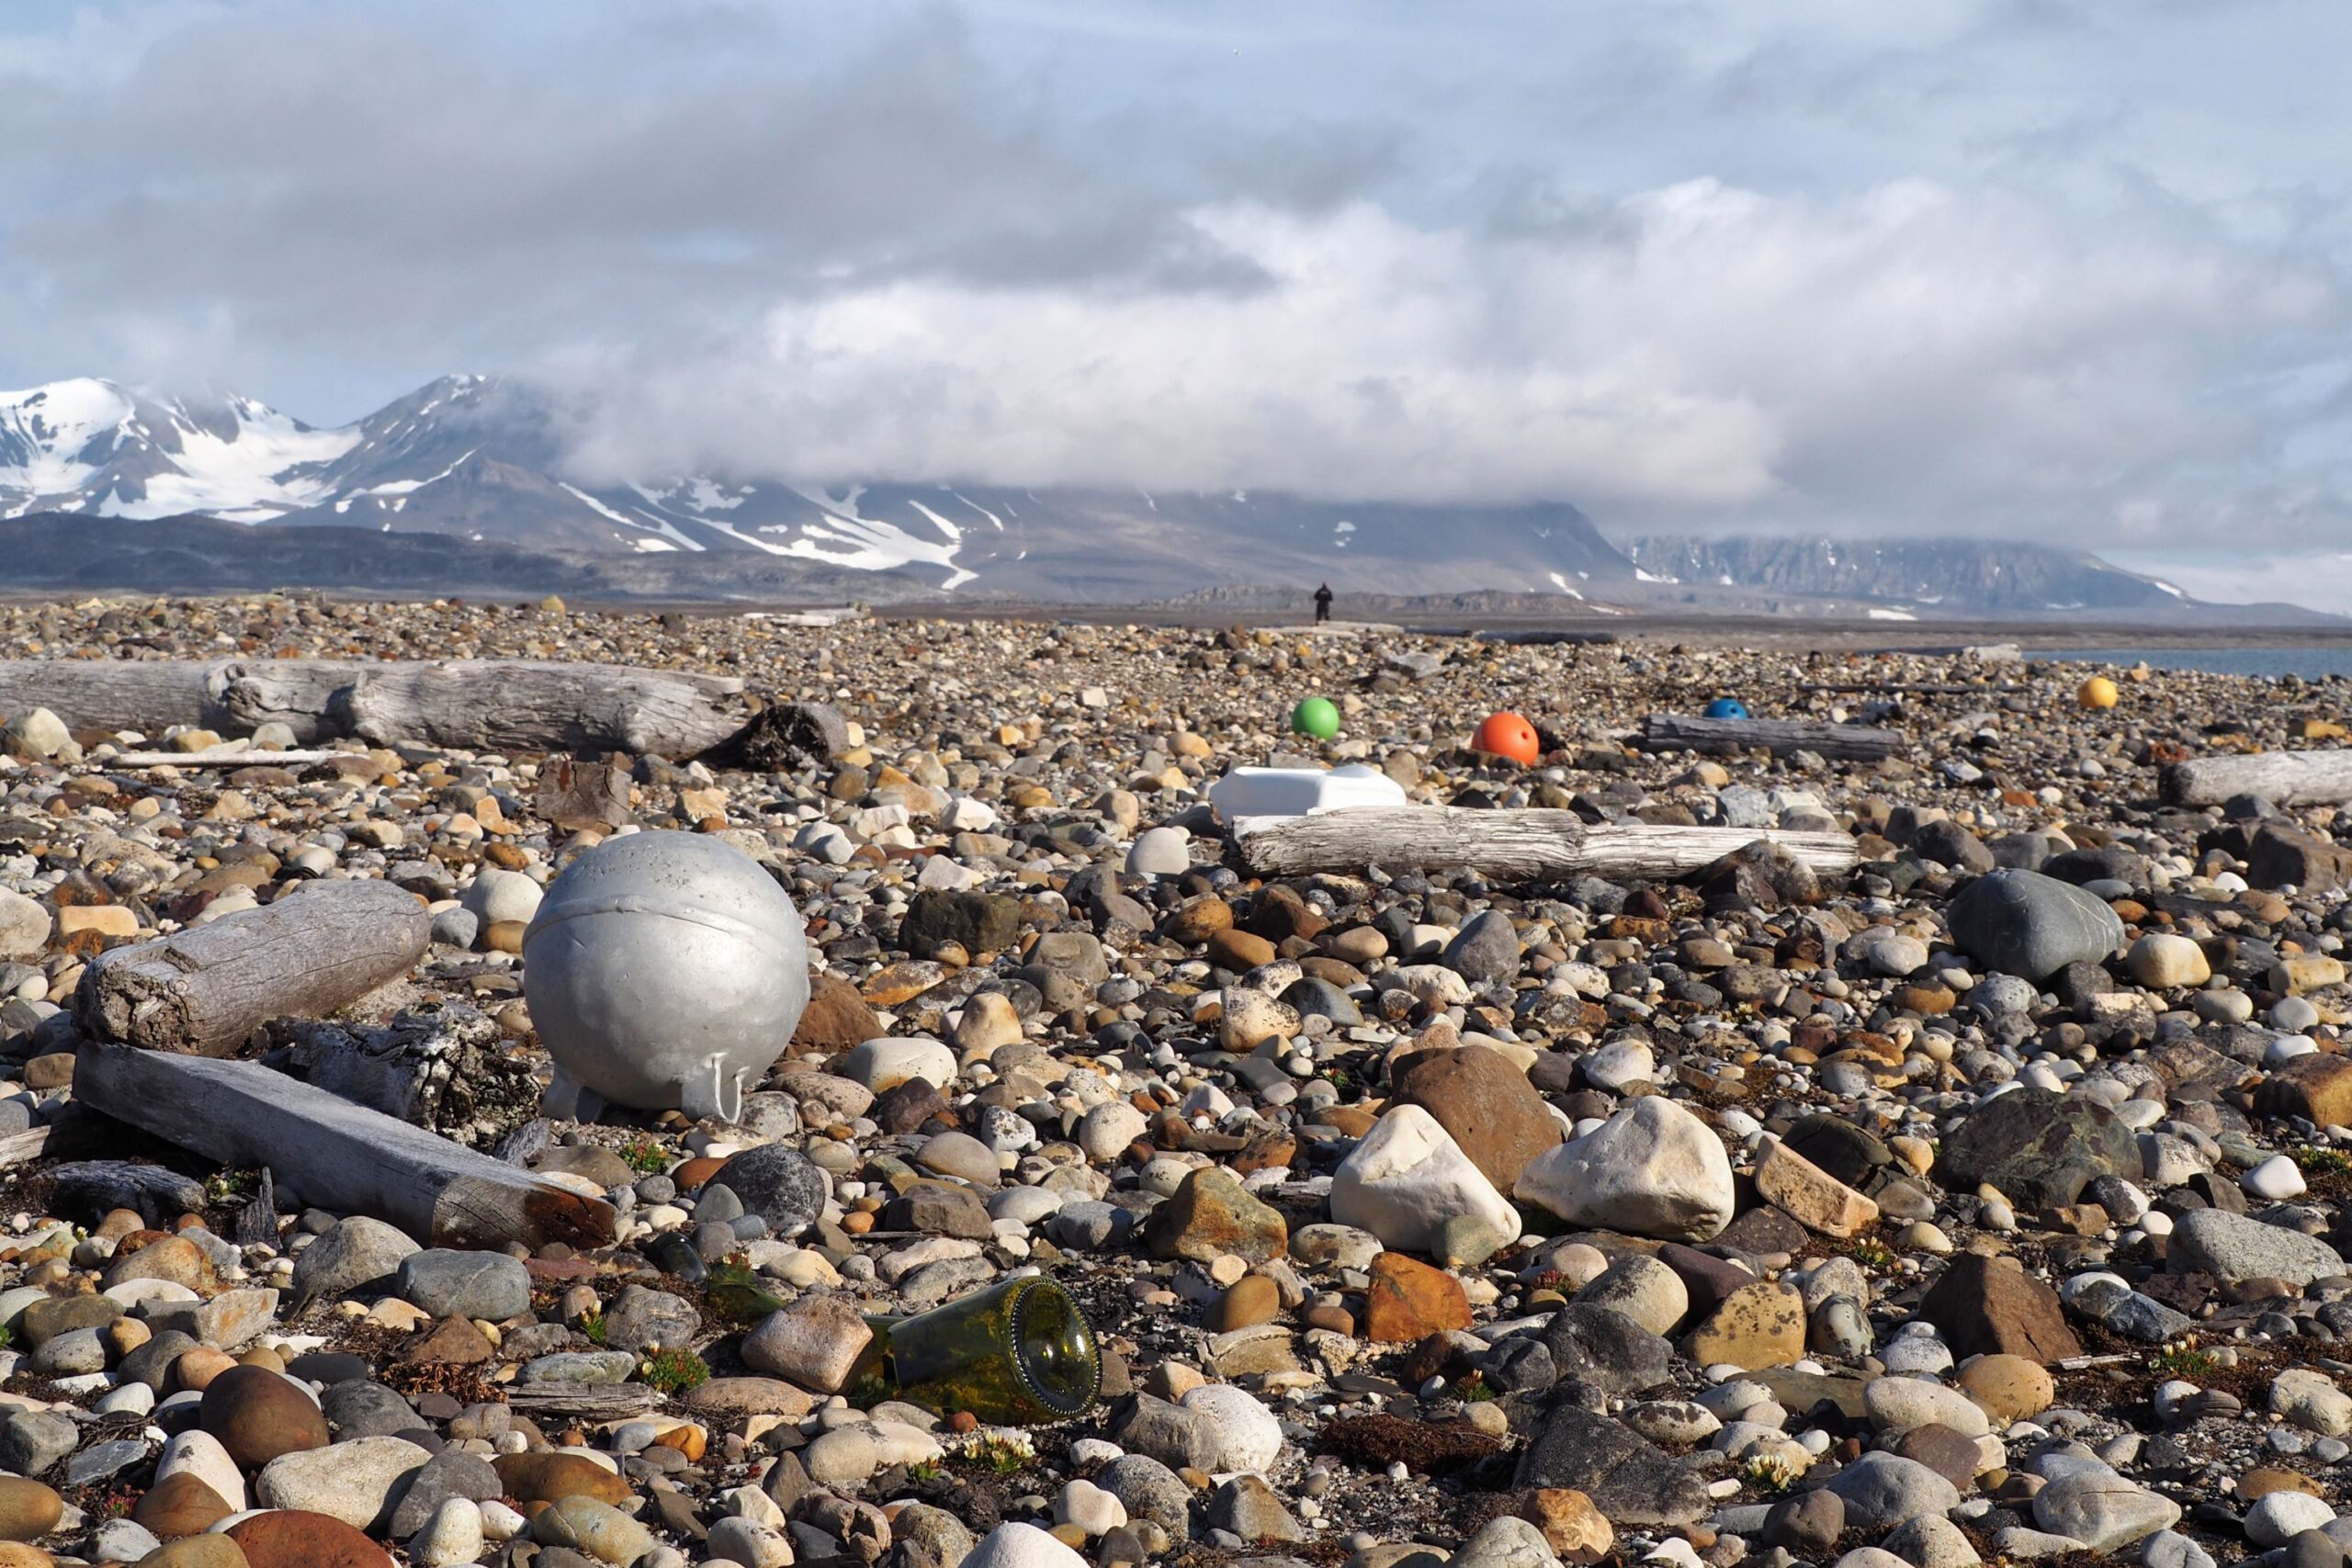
[1611,534,2194,615]
[0,375,1635,596]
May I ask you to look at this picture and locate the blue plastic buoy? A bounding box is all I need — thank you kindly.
[1704,697,1751,719]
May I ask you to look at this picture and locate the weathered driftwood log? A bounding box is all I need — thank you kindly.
[1236,809,1859,882]
[261,1003,542,1148]
[0,658,747,755]
[76,880,429,1056]
[2161,750,2352,808]
[503,1385,662,1419]
[1641,713,1899,761]
[40,1158,209,1226]
[107,749,353,768]
[74,1042,616,1250]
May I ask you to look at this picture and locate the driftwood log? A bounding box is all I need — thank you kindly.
[2162,751,2352,808]
[74,1042,616,1251]
[76,880,429,1056]
[1641,713,1900,761]
[262,1003,543,1148]
[1236,809,1859,881]
[0,658,747,756]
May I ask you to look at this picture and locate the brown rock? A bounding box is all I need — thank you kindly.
[1206,929,1277,972]
[401,1314,496,1367]
[2240,1466,2325,1501]
[102,1235,219,1293]
[2256,1054,2352,1131]
[1247,886,1329,943]
[1142,1167,1286,1263]
[224,1510,394,1568]
[136,1537,253,1568]
[1396,1043,1564,1192]
[1521,1489,1614,1564]
[198,1366,330,1471]
[175,1348,237,1393]
[1917,1252,2082,1366]
[133,1472,234,1539]
[1955,1353,2055,1420]
[1364,1252,1471,1343]
[0,1545,51,1568]
[1753,1139,1880,1238]
[1162,896,1235,944]
[0,1478,60,1542]
[1216,1276,1281,1332]
[790,972,881,1055]
[1685,1280,1805,1371]
[492,1450,635,1508]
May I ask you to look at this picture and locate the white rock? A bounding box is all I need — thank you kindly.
[1515,1097,1735,1242]
[1076,1101,1149,1165]
[255,1434,431,1529]
[1329,1104,1521,1255]
[1864,1376,1991,1438]
[1126,827,1192,877]
[1182,1382,1283,1472]
[707,1515,797,1566]
[2245,1491,2336,1547]
[2126,933,2210,989]
[833,1037,957,1094]
[461,866,543,928]
[1581,1039,1656,1092]
[2270,1368,2352,1437]
[962,1522,1091,1568]
[154,1428,246,1512]
[1056,1478,1128,1536]
[409,1497,487,1568]
[0,889,48,963]
[2245,1154,2308,1201]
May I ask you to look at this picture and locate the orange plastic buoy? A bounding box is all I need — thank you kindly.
[1474,711,1542,765]
[2077,676,2120,710]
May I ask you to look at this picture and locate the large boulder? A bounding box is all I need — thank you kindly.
[1515,1097,1733,1242]
[1933,1088,2138,1209]
[1945,869,2123,981]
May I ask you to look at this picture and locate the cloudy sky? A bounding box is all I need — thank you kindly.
[2,0,2347,600]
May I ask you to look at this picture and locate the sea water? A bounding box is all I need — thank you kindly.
[2050,648,2352,681]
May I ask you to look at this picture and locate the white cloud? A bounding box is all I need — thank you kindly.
[557,180,2338,536]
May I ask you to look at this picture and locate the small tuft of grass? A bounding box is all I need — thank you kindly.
[579,1311,608,1346]
[619,1136,669,1176]
[2291,1146,2352,1176]
[1842,1236,1897,1269]
[906,1460,944,1484]
[1455,1373,1496,1402]
[1740,1454,1804,1495]
[2148,1339,2218,1379]
[967,1431,1035,1474]
[640,1348,709,1394]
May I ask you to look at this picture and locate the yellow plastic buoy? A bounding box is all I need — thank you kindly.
[2077,676,2120,710]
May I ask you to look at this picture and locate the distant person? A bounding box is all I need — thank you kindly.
[1313,581,1333,624]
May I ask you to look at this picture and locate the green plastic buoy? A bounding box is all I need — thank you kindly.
[1291,696,1340,739]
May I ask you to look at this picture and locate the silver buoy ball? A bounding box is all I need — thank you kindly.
[523,831,809,1122]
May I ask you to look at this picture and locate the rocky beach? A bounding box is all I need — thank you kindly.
[0,592,2349,1568]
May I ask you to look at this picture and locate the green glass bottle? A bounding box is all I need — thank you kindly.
[847,1276,1101,1426]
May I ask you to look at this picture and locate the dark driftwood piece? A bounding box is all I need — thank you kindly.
[698,701,851,771]
[2161,751,2352,808]
[263,1003,540,1148]
[1641,713,1900,761]
[76,880,430,1057]
[1236,809,1859,882]
[41,1159,210,1226]
[74,1042,616,1250]
[0,658,747,756]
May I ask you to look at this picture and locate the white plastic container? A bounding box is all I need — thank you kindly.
[1209,764,1408,835]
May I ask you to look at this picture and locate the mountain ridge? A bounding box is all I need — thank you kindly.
[1,374,2325,619]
